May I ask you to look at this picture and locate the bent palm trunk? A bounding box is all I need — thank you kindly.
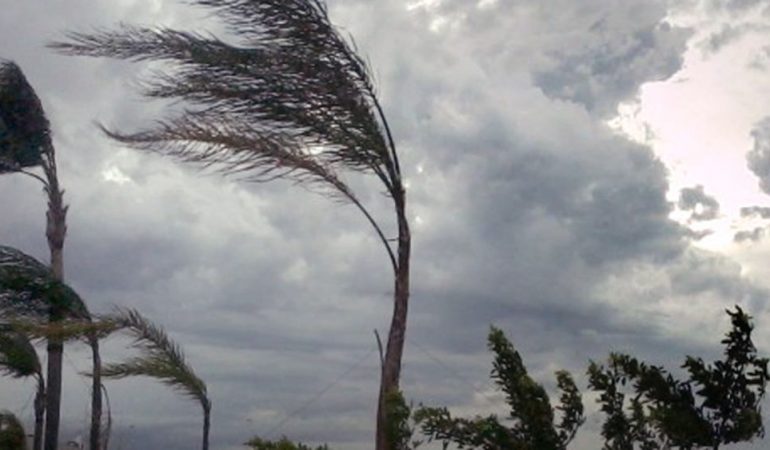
[376,194,411,450]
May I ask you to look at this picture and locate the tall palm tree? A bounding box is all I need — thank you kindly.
[103,308,211,450]
[0,60,103,450]
[51,3,410,447]
[0,326,45,450]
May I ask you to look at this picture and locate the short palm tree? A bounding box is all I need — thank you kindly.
[51,4,411,447]
[0,410,27,450]
[0,326,44,450]
[104,308,211,450]
[0,59,105,450]
[0,241,103,450]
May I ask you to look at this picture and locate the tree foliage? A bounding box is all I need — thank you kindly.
[415,326,584,450]
[588,306,769,450]
[245,436,330,450]
[415,307,768,450]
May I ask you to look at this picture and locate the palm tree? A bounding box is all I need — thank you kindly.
[0,326,45,450]
[0,60,104,450]
[0,241,104,450]
[103,308,211,450]
[51,2,410,447]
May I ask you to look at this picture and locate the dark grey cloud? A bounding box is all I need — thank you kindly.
[735,227,765,243]
[678,185,720,221]
[741,205,770,218]
[533,20,690,116]
[749,45,770,71]
[1,1,768,449]
[747,116,770,194]
[701,24,749,54]
[706,0,765,13]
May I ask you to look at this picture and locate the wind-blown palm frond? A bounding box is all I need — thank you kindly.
[0,245,88,320]
[0,325,45,450]
[10,318,116,343]
[104,308,207,404]
[49,2,400,196]
[104,308,211,450]
[50,7,402,269]
[0,60,48,173]
[0,324,40,378]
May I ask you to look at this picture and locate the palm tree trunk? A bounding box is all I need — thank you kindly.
[43,160,67,450]
[33,374,45,450]
[202,401,211,450]
[376,193,411,450]
[100,384,112,450]
[89,336,102,450]
[43,340,63,450]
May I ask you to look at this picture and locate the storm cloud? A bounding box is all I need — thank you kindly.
[1,1,769,449]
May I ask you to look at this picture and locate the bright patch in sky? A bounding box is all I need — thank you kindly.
[101,166,132,185]
[609,3,770,254]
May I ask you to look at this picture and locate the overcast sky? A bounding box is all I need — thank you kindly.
[2,0,770,449]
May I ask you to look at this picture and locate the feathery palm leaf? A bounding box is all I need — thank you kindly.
[104,308,208,406]
[49,1,400,197]
[0,60,48,173]
[0,245,88,320]
[104,308,211,449]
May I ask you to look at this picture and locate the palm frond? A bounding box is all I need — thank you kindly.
[105,308,208,407]
[10,317,116,343]
[0,60,49,174]
[0,325,40,378]
[0,245,88,320]
[48,0,400,197]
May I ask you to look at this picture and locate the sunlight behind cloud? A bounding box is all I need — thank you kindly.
[101,166,132,185]
[608,2,770,255]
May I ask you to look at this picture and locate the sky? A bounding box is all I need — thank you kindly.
[2,0,770,449]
